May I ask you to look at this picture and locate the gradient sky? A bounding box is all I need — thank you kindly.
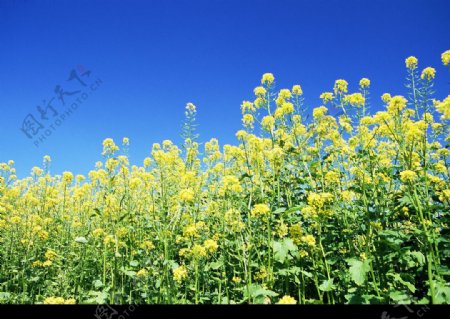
[1,0,449,178]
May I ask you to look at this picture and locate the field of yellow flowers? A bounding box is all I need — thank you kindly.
[1,51,450,304]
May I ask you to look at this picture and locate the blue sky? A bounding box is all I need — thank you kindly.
[1,0,449,178]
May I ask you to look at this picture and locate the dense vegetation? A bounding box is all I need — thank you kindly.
[1,51,450,304]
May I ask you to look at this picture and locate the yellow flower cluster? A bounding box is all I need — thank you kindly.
[43,297,76,304]
[334,79,348,95]
[359,78,370,89]
[400,170,418,183]
[261,73,275,85]
[173,265,188,283]
[277,295,297,304]
[344,93,365,107]
[421,67,436,81]
[442,49,450,66]
[405,56,418,70]
[250,203,271,218]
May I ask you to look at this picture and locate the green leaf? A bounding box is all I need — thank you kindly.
[284,206,303,215]
[209,260,223,270]
[74,236,88,244]
[388,273,416,293]
[273,208,286,215]
[344,293,365,304]
[87,291,108,304]
[120,269,136,277]
[244,284,279,300]
[434,282,450,304]
[389,291,411,303]
[272,241,288,264]
[0,292,11,301]
[347,258,370,286]
[319,278,335,292]
[30,276,40,282]
[410,251,425,266]
[283,238,297,252]
[94,280,103,288]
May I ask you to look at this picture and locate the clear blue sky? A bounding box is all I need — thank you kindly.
[1,0,449,178]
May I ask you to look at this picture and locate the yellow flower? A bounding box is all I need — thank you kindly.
[312,106,328,119]
[116,226,129,238]
[344,93,365,107]
[381,93,392,103]
[277,295,297,304]
[143,157,152,167]
[140,240,155,251]
[44,297,65,304]
[282,102,294,114]
[179,188,195,202]
[103,235,115,246]
[436,95,450,119]
[44,249,58,261]
[359,78,370,89]
[405,56,418,70]
[442,49,450,66]
[221,175,242,193]
[334,79,348,95]
[439,189,450,202]
[307,192,332,209]
[136,268,148,278]
[254,86,267,96]
[320,92,334,104]
[241,101,255,114]
[173,265,188,283]
[292,84,303,95]
[62,171,73,184]
[420,67,436,81]
[301,234,316,247]
[232,276,241,284]
[102,138,119,156]
[250,203,270,217]
[299,250,309,257]
[10,216,21,224]
[399,170,418,183]
[261,115,275,131]
[278,89,291,100]
[92,228,105,238]
[203,239,219,253]
[43,297,75,304]
[261,73,275,85]
[122,137,129,145]
[42,260,53,267]
[324,170,340,184]
[242,114,254,127]
[38,230,49,241]
[387,95,407,114]
[289,224,303,245]
[191,244,207,258]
